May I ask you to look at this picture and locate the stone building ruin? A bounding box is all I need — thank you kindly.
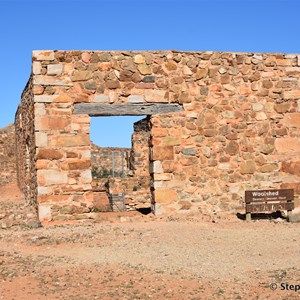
[15,50,300,223]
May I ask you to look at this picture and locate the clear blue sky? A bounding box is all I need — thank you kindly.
[0,0,299,147]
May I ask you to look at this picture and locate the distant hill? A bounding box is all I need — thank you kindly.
[0,124,17,186]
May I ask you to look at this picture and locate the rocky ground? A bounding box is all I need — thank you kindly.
[1,184,300,299]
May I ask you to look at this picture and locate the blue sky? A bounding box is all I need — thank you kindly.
[0,0,299,147]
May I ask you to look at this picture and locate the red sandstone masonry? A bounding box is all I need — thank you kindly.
[15,50,300,221]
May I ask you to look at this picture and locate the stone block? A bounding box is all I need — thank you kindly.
[37,149,63,160]
[32,50,55,61]
[34,95,56,103]
[35,116,70,131]
[93,94,109,103]
[35,132,48,147]
[33,75,73,86]
[62,159,91,170]
[54,134,90,147]
[282,113,300,127]
[151,161,163,173]
[154,188,178,204]
[162,136,181,146]
[275,138,300,153]
[153,146,174,160]
[32,61,42,75]
[138,64,152,75]
[145,90,167,103]
[38,194,70,203]
[37,170,68,186]
[286,67,300,76]
[240,160,256,174]
[47,64,63,76]
[128,95,144,103]
[283,90,300,100]
[134,54,145,64]
[93,192,110,211]
[275,103,290,113]
[153,173,172,181]
[225,141,239,155]
[38,205,52,222]
[71,71,93,81]
[281,161,300,175]
[80,170,92,184]
[53,93,73,103]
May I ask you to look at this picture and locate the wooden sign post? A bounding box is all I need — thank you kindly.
[245,189,294,221]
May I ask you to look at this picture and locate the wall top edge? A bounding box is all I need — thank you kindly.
[31,49,300,57]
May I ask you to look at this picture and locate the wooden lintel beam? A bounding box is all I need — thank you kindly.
[73,103,183,116]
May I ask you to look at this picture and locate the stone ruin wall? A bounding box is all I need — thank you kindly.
[15,50,300,221]
[15,79,39,216]
[91,144,131,177]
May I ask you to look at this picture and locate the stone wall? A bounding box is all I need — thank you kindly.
[130,117,151,177]
[0,124,17,186]
[91,144,130,177]
[15,78,39,218]
[16,50,300,221]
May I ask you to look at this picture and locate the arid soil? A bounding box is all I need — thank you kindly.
[1,186,300,299]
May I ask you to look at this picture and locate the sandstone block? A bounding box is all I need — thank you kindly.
[128,95,145,103]
[54,134,90,147]
[37,149,63,160]
[94,94,109,103]
[138,64,151,75]
[134,54,145,64]
[71,71,93,81]
[80,170,92,184]
[151,161,163,173]
[153,173,172,181]
[258,164,278,173]
[225,141,239,155]
[282,113,300,127]
[33,50,55,61]
[281,161,300,175]
[275,103,290,113]
[162,136,181,146]
[38,194,70,203]
[47,64,63,76]
[35,132,48,147]
[81,52,91,63]
[35,116,70,131]
[283,90,300,100]
[145,90,167,102]
[165,61,177,71]
[34,95,56,103]
[153,146,174,160]
[286,67,300,76]
[32,61,42,75]
[37,170,68,186]
[33,75,73,86]
[275,138,300,153]
[38,205,52,222]
[155,188,178,204]
[252,103,264,112]
[53,93,73,103]
[240,160,256,174]
[93,192,110,211]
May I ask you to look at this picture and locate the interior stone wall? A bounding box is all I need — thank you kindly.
[16,50,300,221]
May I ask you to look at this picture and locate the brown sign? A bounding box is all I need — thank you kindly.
[245,189,294,203]
[246,202,294,213]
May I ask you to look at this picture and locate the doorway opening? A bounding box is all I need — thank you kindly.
[90,116,152,214]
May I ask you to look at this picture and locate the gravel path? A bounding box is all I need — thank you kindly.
[0,217,300,299]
